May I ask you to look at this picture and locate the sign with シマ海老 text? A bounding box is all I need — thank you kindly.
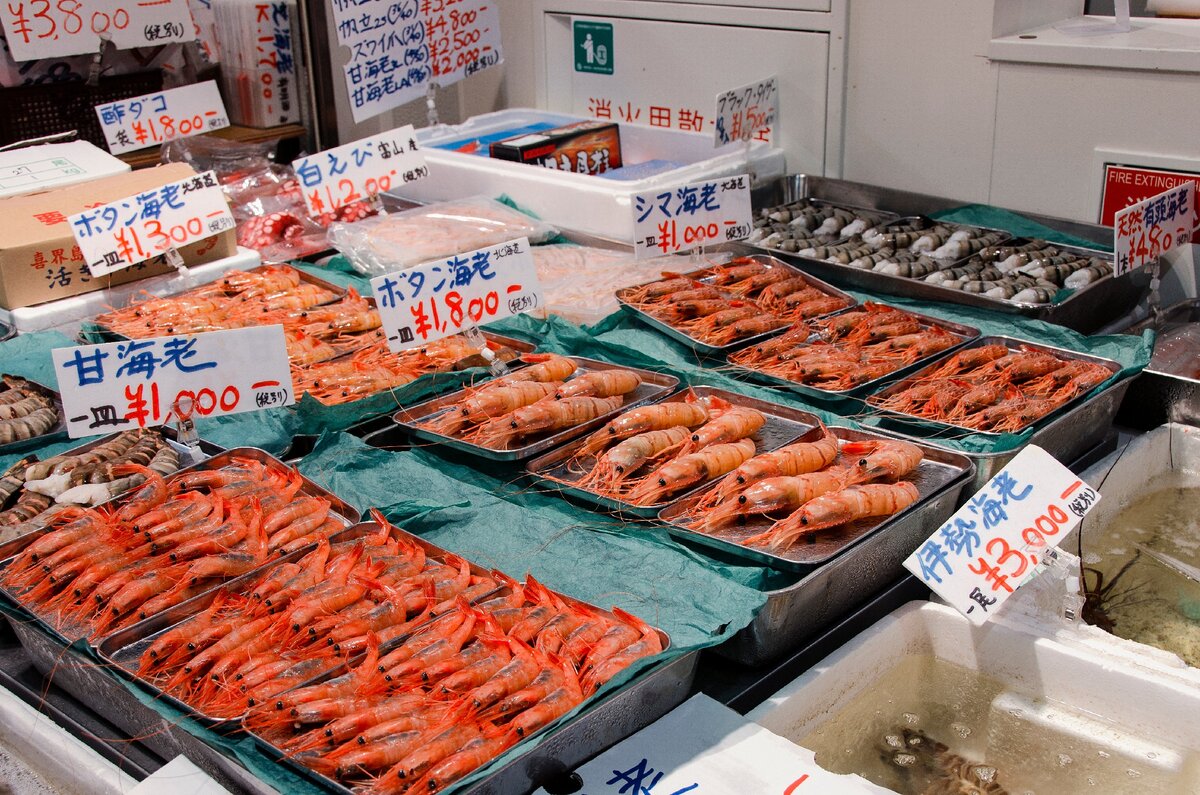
[371,237,542,352]
[52,326,294,438]
[1113,180,1200,276]
[904,445,1101,625]
[715,76,777,147]
[96,81,230,155]
[0,0,192,61]
[69,170,234,278]
[293,126,427,217]
[632,175,753,259]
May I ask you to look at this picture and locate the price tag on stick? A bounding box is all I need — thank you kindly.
[0,0,193,60]
[715,76,778,146]
[1113,180,1200,276]
[632,174,753,259]
[52,326,294,438]
[293,126,427,217]
[96,81,230,155]
[904,445,1101,625]
[371,237,543,352]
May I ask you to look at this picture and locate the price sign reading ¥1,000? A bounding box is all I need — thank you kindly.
[0,0,193,61]
[51,326,294,439]
[371,237,543,352]
[96,81,230,155]
[70,170,234,278]
[714,76,778,146]
[632,174,753,260]
[904,445,1101,626]
[293,125,427,217]
[1113,180,1200,276]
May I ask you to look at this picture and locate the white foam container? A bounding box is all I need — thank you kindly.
[394,109,786,242]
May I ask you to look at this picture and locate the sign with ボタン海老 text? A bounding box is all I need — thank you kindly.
[293,126,427,217]
[904,445,1101,625]
[715,76,777,147]
[52,327,294,438]
[96,81,230,155]
[371,237,542,352]
[0,0,192,61]
[632,175,753,259]
[69,170,234,278]
[1113,181,1200,276]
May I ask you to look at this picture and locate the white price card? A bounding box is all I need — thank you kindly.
[371,237,542,352]
[425,0,502,84]
[293,126,427,217]
[632,174,753,259]
[1114,180,1200,276]
[96,81,230,155]
[69,170,234,277]
[52,326,293,438]
[533,694,889,795]
[904,445,1101,625]
[0,0,192,61]
[715,76,778,146]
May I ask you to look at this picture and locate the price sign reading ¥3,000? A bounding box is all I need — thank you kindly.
[905,445,1101,626]
[96,81,230,155]
[70,170,234,278]
[632,174,753,259]
[371,237,542,352]
[0,0,192,61]
[715,76,778,146]
[1114,180,1200,276]
[293,125,427,217]
[52,326,293,439]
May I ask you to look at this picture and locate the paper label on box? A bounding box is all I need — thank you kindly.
[293,126,426,217]
[632,174,753,259]
[371,237,542,352]
[0,0,192,61]
[715,75,778,146]
[96,82,230,155]
[69,170,234,277]
[1113,181,1200,276]
[52,326,293,438]
[904,445,1101,625]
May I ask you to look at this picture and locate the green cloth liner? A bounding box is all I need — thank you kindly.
[930,204,1111,252]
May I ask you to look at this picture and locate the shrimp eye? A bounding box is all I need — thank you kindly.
[800,517,810,525]
[658,478,667,487]
[737,495,748,504]
[857,458,868,466]
[509,420,519,429]
[690,434,700,442]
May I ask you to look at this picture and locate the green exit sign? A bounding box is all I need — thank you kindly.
[574,20,613,75]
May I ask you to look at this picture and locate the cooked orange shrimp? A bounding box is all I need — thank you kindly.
[554,370,642,400]
[465,395,624,449]
[694,425,840,506]
[841,440,924,484]
[626,438,756,505]
[680,406,766,454]
[420,381,561,437]
[747,481,920,550]
[689,469,850,531]
[571,426,692,493]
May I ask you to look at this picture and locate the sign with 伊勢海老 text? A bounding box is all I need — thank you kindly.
[96,81,230,155]
[715,76,777,147]
[632,175,753,259]
[1113,180,1200,276]
[0,0,193,61]
[292,126,427,217]
[52,326,294,438]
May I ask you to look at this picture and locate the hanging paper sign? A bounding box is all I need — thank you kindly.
[0,0,192,61]
[96,81,230,155]
[425,0,502,83]
[1113,180,1199,276]
[293,126,427,217]
[714,75,778,146]
[632,174,752,259]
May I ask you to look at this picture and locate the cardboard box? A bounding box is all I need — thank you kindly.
[489,120,622,175]
[0,163,236,310]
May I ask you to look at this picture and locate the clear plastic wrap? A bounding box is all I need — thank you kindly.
[530,244,666,325]
[329,197,559,275]
[1151,323,1200,379]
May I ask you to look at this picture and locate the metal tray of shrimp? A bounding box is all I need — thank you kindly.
[393,357,679,462]
[0,374,67,454]
[657,426,975,573]
[867,336,1122,438]
[0,446,361,648]
[725,306,980,401]
[525,387,826,520]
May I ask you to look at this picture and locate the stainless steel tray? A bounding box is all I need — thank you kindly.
[0,375,66,454]
[658,426,975,572]
[726,305,980,401]
[1118,299,1200,429]
[526,386,824,519]
[394,357,678,462]
[868,335,1122,437]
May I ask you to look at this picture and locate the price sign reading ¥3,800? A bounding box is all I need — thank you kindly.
[715,76,778,146]
[0,0,192,61]
[904,445,1101,625]
[52,326,294,438]
[371,237,542,352]
[632,174,753,259]
[1114,180,1199,276]
[96,81,230,155]
[69,170,234,277]
[293,126,427,217]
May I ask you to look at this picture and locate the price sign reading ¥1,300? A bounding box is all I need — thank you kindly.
[96,81,230,155]
[1114,180,1200,276]
[904,445,1101,626]
[0,0,192,61]
[52,326,294,438]
[714,76,778,146]
[293,126,427,217]
[371,237,543,352]
[69,170,234,278]
[632,174,753,259]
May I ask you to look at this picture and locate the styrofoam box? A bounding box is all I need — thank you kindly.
[393,109,787,242]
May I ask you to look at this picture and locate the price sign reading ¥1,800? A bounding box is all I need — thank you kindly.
[293,126,427,217]
[52,326,294,438]
[69,170,234,278]
[371,237,543,352]
[904,445,1101,625]
[96,81,230,155]
[1113,180,1200,276]
[632,174,753,259]
[0,0,192,61]
[714,76,778,146]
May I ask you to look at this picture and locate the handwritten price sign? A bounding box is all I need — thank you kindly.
[632,174,753,259]
[715,76,778,146]
[96,81,230,155]
[0,0,192,60]
[293,126,427,217]
[1113,181,1200,276]
[69,170,234,277]
[425,0,502,84]
[52,326,293,438]
[371,237,542,352]
[905,445,1101,625]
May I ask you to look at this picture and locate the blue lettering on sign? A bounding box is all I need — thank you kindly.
[61,348,109,386]
[914,538,953,584]
[605,758,699,795]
